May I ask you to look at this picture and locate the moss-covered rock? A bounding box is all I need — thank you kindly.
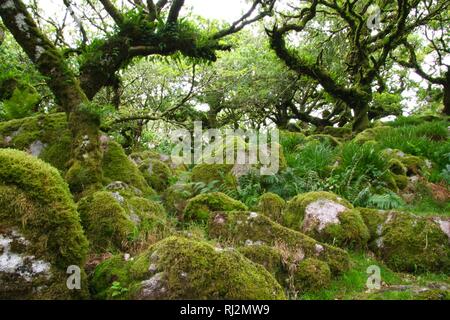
[207,211,350,274]
[90,236,286,300]
[0,149,88,299]
[0,113,71,172]
[383,149,429,176]
[77,191,134,252]
[283,192,369,249]
[353,126,392,144]
[237,245,286,285]
[359,208,450,273]
[102,141,154,197]
[321,126,352,139]
[78,191,172,252]
[257,192,286,224]
[184,192,248,223]
[294,258,331,292]
[306,134,341,147]
[162,183,194,216]
[191,163,237,188]
[138,158,172,192]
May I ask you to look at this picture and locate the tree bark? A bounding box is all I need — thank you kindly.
[443,71,450,116]
[352,103,370,132]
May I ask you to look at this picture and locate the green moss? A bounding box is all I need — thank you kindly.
[102,141,154,196]
[353,126,392,144]
[383,149,429,175]
[314,209,370,249]
[0,113,71,172]
[294,258,331,292]
[284,191,353,230]
[138,158,172,192]
[184,192,248,223]
[207,211,350,274]
[162,183,194,216]
[191,163,236,187]
[257,192,286,224]
[321,126,352,139]
[0,149,88,267]
[306,134,341,147]
[91,236,286,300]
[237,245,286,285]
[359,208,450,273]
[0,149,88,299]
[77,191,134,252]
[78,191,172,252]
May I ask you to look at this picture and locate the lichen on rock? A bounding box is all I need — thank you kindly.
[283,192,369,249]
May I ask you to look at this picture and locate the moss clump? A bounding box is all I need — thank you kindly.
[383,149,429,176]
[102,141,154,196]
[77,191,134,252]
[138,158,172,192]
[0,149,88,267]
[359,208,450,273]
[237,245,286,285]
[257,192,286,224]
[191,163,237,188]
[0,149,88,299]
[321,126,352,139]
[207,211,350,274]
[162,183,194,216]
[0,113,72,172]
[91,236,286,300]
[294,258,331,292]
[353,126,392,144]
[306,134,341,147]
[78,191,172,252]
[184,192,248,223]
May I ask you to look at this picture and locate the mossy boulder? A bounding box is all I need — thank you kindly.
[359,208,450,273]
[353,126,392,144]
[0,113,71,172]
[90,236,286,300]
[321,126,352,139]
[102,141,154,197]
[184,192,248,223]
[237,245,286,285]
[162,183,194,216]
[294,258,332,292]
[0,149,88,299]
[284,192,369,249]
[306,134,341,147]
[138,158,172,192]
[191,163,237,188]
[78,191,171,252]
[257,192,286,224]
[207,211,350,274]
[383,149,430,176]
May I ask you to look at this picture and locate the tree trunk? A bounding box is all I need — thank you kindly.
[352,103,370,132]
[443,71,450,116]
[65,109,103,196]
